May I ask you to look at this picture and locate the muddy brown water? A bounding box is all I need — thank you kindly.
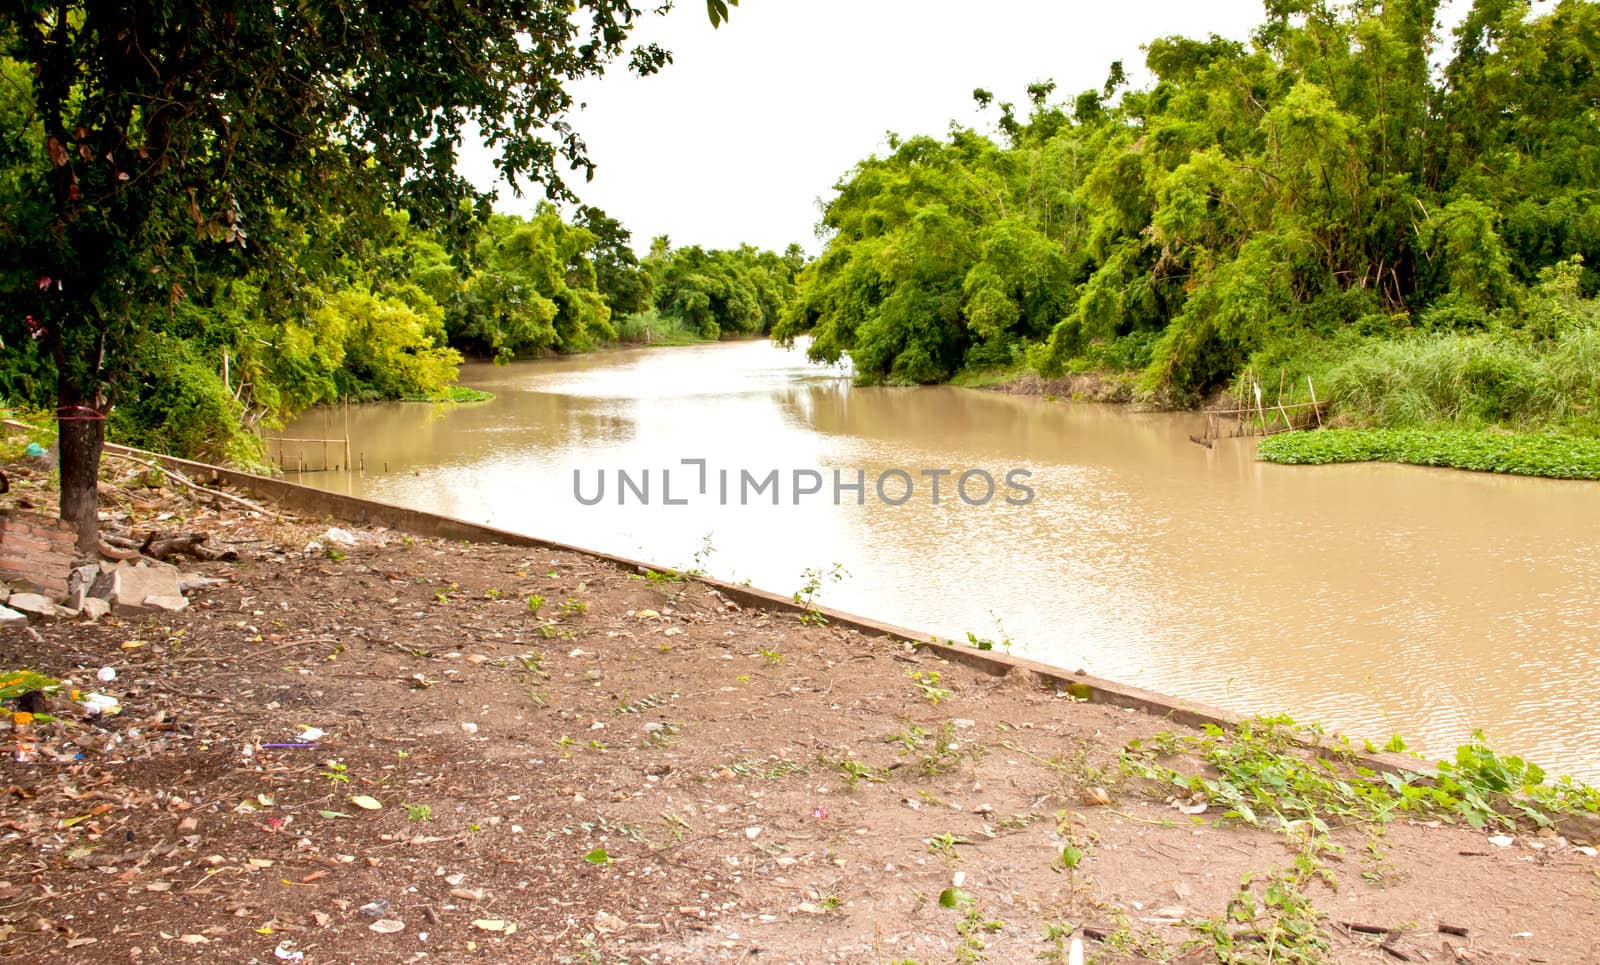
[278,340,1600,781]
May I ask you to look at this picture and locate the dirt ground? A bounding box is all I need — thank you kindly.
[1,461,1597,965]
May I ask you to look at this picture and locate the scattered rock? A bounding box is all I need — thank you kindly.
[358,899,390,919]
[0,605,25,629]
[5,593,57,619]
[368,919,404,934]
[143,595,189,613]
[107,561,185,614]
[78,598,110,621]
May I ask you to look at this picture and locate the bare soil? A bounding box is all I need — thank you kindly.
[1,462,1597,964]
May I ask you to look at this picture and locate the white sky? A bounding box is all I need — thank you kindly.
[459,0,1490,256]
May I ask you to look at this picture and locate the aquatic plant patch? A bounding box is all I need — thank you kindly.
[1257,428,1600,480]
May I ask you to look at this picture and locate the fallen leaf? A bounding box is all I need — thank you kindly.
[472,919,508,932]
[368,919,404,934]
[349,795,382,811]
[450,888,484,902]
[178,934,209,944]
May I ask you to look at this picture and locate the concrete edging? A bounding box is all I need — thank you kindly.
[115,444,1426,778]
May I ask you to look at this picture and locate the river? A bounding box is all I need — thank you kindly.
[278,340,1600,781]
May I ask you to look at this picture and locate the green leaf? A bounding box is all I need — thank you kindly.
[318,810,353,820]
[583,848,611,865]
[938,887,972,909]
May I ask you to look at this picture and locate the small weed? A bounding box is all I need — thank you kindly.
[526,594,546,615]
[612,692,678,716]
[1191,828,1335,963]
[906,669,953,705]
[483,587,502,600]
[759,647,783,666]
[1039,922,1076,962]
[832,757,883,790]
[560,598,589,617]
[402,802,432,823]
[687,533,715,577]
[320,761,349,791]
[644,721,681,748]
[887,720,963,776]
[953,898,1003,964]
[793,563,848,626]
[925,831,969,866]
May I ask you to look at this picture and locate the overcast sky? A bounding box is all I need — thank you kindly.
[458,0,1483,257]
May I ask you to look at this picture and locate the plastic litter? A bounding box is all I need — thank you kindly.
[323,527,358,546]
[77,692,121,716]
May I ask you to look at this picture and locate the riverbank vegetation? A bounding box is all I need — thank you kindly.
[0,195,803,468]
[774,0,1600,473]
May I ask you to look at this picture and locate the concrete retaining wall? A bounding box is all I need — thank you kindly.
[114,443,1426,776]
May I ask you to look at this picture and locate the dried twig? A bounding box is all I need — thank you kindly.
[101,448,281,519]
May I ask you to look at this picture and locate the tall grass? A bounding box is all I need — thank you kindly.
[613,309,707,346]
[1324,327,1600,436]
[1244,261,1600,437]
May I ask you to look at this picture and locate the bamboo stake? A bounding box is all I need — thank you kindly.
[1307,376,1323,428]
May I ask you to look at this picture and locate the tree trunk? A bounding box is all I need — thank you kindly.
[57,378,104,557]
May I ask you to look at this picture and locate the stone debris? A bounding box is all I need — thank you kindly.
[106,561,186,615]
[0,556,218,626]
[4,593,57,619]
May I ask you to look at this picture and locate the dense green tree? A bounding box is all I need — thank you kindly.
[453,209,614,358]
[577,205,653,317]
[650,243,798,340]
[781,0,1600,410]
[0,0,692,550]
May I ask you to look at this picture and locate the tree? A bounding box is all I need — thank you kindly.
[0,1,721,553]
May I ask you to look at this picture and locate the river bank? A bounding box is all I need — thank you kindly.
[1,459,1598,963]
